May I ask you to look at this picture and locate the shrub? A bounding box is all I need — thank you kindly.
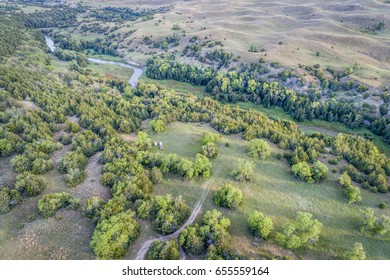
[214,184,243,209]
[0,187,22,214]
[291,161,327,183]
[90,210,140,259]
[248,139,270,159]
[179,224,205,255]
[149,119,166,133]
[15,172,47,196]
[150,167,163,184]
[231,160,254,182]
[247,211,273,239]
[201,142,219,158]
[360,208,390,235]
[342,242,366,260]
[83,196,105,223]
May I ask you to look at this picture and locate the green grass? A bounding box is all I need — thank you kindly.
[87,62,134,81]
[142,122,390,260]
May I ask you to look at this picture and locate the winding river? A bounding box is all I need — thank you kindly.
[45,36,143,88]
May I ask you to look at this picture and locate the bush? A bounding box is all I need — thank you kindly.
[342,242,366,260]
[146,240,180,260]
[360,208,390,235]
[201,142,219,158]
[38,192,80,218]
[248,139,270,160]
[231,160,254,182]
[276,212,322,249]
[149,119,166,133]
[71,130,103,157]
[201,132,222,145]
[90,210,140,259]
[214,184,243,209]
[247,211,273,239]
[338,172,362,203]
[0,187,22,214]
[15,172,47,196]
[150,167,163,184]
[379,202,387,209]
[83,196,105,223]
[64,120,80,133]
[291,161,327,183]
[59,151,88,174]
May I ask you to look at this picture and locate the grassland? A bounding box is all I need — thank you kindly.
[64,0,390,88]
[126,121,390,260]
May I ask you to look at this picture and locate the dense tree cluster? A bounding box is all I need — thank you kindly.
[71,130,104,157]
[213,184,243,209]
[200,132,221,159]
[136,195,190,235]
[146,57,390,145]
[90,210,140,259]
[334,134,390,193]
[38,192,80,218]
[146,240,180,260]
[276,212,322,249]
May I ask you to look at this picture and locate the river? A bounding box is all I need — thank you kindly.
[44,36,143,88]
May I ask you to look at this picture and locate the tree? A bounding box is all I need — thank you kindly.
[15,172,47,196]
[135,131,152,151]
[276,212,322,249]
[179,224,205,255]
[292,161,327,183]
[343,242,366,260]
[146,240,180,260]
[90,210,140,259]
[360,208,390,235]
[149,119,166,133]
[339,173,362,203]
[247,211,274,239]
[214,184,243,209]
[232,160,254,182]
[248,139,270,160]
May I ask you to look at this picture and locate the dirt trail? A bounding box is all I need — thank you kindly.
[135,177,216,260]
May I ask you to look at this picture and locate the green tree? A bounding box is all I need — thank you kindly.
[15,172,47,196]
[343,242,366,260]
[247,211,274,239]
[179,224,205,255]
[232,160,254,182]
[248,139,270,160]
[135,131,152,151]
[0,187,22,214]
[276,212,322,248]
[90,210,140,259]
[214,184,243,209]
[149,119,166,133]
[146,240,180,260]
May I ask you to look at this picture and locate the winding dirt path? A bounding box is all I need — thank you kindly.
[135,177,216,260]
